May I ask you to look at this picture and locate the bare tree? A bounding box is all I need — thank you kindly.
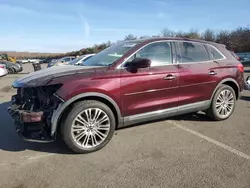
[124,34,137,41]
[202,29,215,41]
[161,28,176,37]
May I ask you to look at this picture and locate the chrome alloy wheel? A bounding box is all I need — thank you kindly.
[71,108,111,149]
[215,89,235,118]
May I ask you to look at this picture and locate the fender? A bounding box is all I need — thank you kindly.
[210,78,240,102]
[51,92,122,136]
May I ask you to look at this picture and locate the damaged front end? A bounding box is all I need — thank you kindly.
[8,84,64,142]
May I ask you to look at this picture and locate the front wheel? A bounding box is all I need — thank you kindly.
[8,68,15,74]
[61,100,116,154]
[206,84,236,121]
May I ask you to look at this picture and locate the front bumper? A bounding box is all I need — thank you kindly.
[8,96,54,143]
[18,66,23,72]
[244,81,250,90]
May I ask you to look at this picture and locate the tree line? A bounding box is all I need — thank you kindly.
[124,26,250,53]
[32,26,250,59]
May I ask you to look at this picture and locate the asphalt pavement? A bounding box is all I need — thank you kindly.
[0,64,250,188]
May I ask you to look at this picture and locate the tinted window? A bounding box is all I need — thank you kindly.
[64,58,71,62]
[177,42,210,63]
[133,42,172,66]
[207,45,224,60]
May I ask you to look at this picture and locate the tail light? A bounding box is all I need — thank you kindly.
[237,63,244,73]
[0,65,4,68]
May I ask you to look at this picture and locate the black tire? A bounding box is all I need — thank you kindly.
[60,100,116,154]
[206,84,236,121]
[8,67,15,74]
[12,68,17,74]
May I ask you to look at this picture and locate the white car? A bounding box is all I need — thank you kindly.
[68,54,96,66]
[0,64,8,77]
[47,56,75,67]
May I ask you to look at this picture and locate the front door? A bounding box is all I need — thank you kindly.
[120,41,179,117]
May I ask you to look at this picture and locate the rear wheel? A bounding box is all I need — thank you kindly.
[207,84,236,121]
[61,100,116,154]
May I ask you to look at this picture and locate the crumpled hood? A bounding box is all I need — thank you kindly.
[13,65,103,88]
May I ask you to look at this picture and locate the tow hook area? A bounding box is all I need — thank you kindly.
[8,107,54,143]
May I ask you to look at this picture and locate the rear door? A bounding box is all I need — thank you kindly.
[120,41,179,117]
[175,41,223,106]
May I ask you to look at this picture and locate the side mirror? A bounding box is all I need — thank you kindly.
[126,58,151,69]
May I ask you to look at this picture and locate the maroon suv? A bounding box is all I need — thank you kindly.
[8,37,245,153]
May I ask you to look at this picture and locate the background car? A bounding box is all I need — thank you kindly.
[0,60,23,74]
[240,57,250,67]
[230,51,240,61]
[0,63,8,77]
[68,53,95,66]
[47,56,75,67]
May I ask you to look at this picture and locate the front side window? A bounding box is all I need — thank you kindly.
[124,42,172,67]
[177,42,210,63]
[206,45,224,60]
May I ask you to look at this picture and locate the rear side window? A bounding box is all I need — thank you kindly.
[206,45,224,60]
[177,41,210,63]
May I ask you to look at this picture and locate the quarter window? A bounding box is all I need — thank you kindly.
[125,42,172,67]
[177,42,210,63]
[206,45,224,60]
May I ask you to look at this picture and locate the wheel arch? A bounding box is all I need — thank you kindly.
[51,92,122,136]
[210,78,240,101]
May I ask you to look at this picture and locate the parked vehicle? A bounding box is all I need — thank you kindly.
[47,56,75,68]
[0,63,8,77]
[0,60,23,74]
[240,57,250,67]
[17,59,32,64]
[230,51,240,61]
[68,54,95,66]
[245,76,250,90]
[39,58,54,64]
[8,37,245,154]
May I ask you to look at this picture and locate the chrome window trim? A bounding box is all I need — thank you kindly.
[116,40,226,69]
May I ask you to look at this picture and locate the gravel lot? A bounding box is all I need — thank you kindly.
[0,64,250,188]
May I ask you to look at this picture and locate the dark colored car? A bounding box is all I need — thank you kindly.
[240,57,250,67]
[39,58,52,64]
[0,61,23,74]
[230,51,240,61]
[8,37,245,153]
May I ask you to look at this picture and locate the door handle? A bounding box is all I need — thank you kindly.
[164,74,176,80]
[208,70,217,75]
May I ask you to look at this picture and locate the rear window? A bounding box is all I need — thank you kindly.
[177,42,210,63]
[206,45,225,60]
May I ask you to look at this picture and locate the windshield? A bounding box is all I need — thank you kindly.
[83,41,142,66]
